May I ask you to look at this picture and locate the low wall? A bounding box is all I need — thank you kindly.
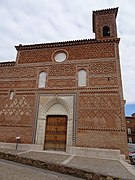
[0,142,43,151]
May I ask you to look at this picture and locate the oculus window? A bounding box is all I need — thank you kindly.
[53,51,67,62]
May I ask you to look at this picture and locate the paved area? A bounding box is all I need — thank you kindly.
[19,151,71,164]
[0,159,84,180]
[1,148,135,179]
[67,156,135,179]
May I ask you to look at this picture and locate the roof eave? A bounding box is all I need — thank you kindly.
[15,38,120,51]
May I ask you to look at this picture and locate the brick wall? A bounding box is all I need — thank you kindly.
[17,42,115,64]
[0,39,128,156]
[126,116,135,143]
[0,94,35,143]
[76,130,128,156]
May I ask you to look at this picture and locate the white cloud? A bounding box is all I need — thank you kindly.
[0,0,135,104]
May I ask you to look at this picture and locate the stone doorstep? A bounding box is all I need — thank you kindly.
[0,151,122,180]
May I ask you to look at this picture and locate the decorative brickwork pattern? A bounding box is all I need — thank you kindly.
[68,43,115,60]
[78,95,121,109]
[0,95,35,124]
[77,95,122,129]
[0,80,36,89]
[18,42,115,64]
[49,64,76,77]
[77,109,122,129]
[0,67,37,79]
[48,79,75,88]
[19,48,54,63]
[0,95,35,143]
[89,61,116,74]
[89,77,118,86]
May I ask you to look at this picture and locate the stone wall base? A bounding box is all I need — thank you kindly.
[0,142,125,160]
[0,142,43,151]
[66,146,125,160]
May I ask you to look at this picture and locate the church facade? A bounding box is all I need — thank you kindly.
[0,8,128,157]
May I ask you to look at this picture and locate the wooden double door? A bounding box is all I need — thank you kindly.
[44,115,67,151]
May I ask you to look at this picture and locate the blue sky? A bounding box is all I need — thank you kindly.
[125,104,135,117]
[0,0,135,116]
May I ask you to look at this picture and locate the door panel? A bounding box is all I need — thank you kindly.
[44,115,67,151]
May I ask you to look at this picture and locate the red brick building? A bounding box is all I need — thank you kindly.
[126,113,135,144]
[0,8,128,158]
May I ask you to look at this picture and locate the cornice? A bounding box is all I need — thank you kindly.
[126,117,135,119]
[93,7,118,17]
[78,127,125,132]
[11,86,119,94]
[15,38,120,51]
[0,61,15,67]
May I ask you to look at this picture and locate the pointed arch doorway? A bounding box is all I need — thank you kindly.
[35,95,75,152]
[44,115,67,151]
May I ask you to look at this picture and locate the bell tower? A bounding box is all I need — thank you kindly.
[93,7,118,40]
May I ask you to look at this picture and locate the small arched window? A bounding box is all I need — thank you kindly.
[127,128,132,135]
[78,70,87,86]
[9,91,14,100]
[38,72,47,88]
[129,137,132,143]
[103,26,110,37]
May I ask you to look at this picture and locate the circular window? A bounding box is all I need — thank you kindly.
[54,52,67,62]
